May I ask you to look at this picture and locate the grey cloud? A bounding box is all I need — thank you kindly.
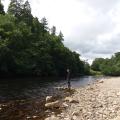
[80,0,120,12]
[64,0,120,63]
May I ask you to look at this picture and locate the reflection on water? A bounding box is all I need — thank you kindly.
[70,76,105,88]
[0,76,104,102]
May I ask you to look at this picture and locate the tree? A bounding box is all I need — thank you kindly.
[23,0,31,13]
[58,31,64,41]
[0,3,5,15]
[0,1,89,77]
[8,0,23,18]
[41,17,48,31]
[8,0,18,15]
[20,0,33,25]
[51,26,56,35]
[91,58,105,71]
[91,52,120,76]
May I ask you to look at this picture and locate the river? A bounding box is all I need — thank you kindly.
[0,76,104,102]
[0,76,105,120]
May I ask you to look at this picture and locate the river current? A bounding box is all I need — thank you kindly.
[0,76,104,102]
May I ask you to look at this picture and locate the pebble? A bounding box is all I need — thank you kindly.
[32,115,38,118]
[26,116,31,119]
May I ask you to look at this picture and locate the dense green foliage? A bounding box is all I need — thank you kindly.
[91,58,105,71]
[0,0,89,77]
[91,52,120,76]
[0,3,5,15]
[90,69,102,76]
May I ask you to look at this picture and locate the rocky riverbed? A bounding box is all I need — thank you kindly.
[45,77,120,120]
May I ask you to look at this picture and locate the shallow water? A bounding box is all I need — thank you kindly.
[0,76,104,102]
[0,76,106,120]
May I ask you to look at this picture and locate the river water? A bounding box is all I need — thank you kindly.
[0,76,104,102]
[0,76,106,120]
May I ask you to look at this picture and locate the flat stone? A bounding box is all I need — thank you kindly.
[72,111,80,116]
[45,115,60,120]
[62,103,69,108]
[99,80,104,83]
[45,100,61,109]
[32,116,38,118]
[64,97,79,103]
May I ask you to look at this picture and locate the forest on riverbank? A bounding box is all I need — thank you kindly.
[0,0,90,77]
[91,52,120,76]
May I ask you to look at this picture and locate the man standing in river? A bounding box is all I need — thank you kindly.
[67,69,71,90]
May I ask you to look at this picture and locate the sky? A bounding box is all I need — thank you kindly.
[2,0,120,63]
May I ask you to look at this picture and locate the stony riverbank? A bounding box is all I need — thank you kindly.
[45,77,120,120]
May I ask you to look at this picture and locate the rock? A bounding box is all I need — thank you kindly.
[89,87,94,90]
[62,103,69,108]
[32,116,38,118]
[70,99,79,103]
[72,111,80,116]
[72,115,77,120]
[64,118,70,120]
[45,115,60,120]
[79,108,83,111]
[117,92,120,96]
[115,107,120,111]
[46,96,53,103]
[86,87,94,90]
[99,80,104,83]
[45,110,51,113]
[2,104,7,107]
[113,116,120,120]
[64,97,72,102]
[45,100,61,109]
[26,116,31,119]
[64,97,79,103]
